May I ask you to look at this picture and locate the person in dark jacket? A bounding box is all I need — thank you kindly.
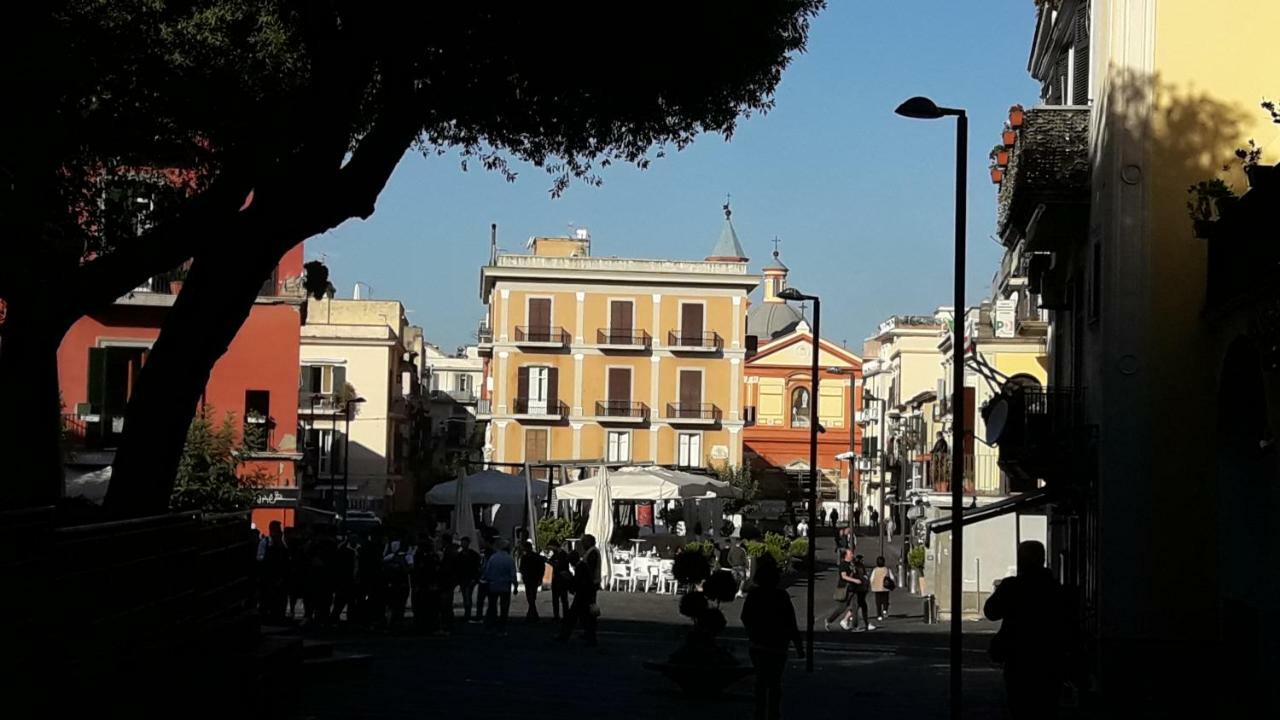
[329,534,357,625]
[849,555,874,631]
[740,553,805,720]
[437,535,459,633]
[557,535,601,646]
[356,529,387,628]
[456,536,482,621]
[824,548,860,630]
[518,541,546,621]
[984,540,1067,719]
[410,536,439,633]
[547,541,572,620]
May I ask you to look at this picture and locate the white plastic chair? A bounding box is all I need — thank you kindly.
[646,563,663,593]
[609,563,632,591]
[656,561,677,594]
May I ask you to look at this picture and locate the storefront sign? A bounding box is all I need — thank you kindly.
[255,487,299,506]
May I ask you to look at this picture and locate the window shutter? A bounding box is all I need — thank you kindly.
[87,348,107,413]
[1071,18,1090,105]
[517,366,530,402]
[546,367,560,410]
[332,365,346,396]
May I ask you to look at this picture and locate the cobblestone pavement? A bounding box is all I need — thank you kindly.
[302,536,1016,719]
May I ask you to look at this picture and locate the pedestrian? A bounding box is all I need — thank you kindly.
[547,541,572,621]
[829,508,839,527]
[886,511,896,539]
[438,534,459,632]
[518,540,546,621]
[305,527,336,627]
[257,520,290,623]
[796,517,808,539]
[456,535,482,621]
[740,553,805,720]
[329,533,358,625]
[728,538,750,596]
[558,534,601,646]
[410,536,440,634]
[849,554,874,631]
[474,538,493,623]
[285,526,307,619]
[869,555,896,621]
[481,539,516,633]
[984,541,1068,719]
[824,548,858,630]
[383,535,412,629]
[356,529,387,628]
[834,525,854,563]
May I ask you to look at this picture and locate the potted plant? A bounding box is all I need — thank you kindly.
[645,569,749,696]
[989,144,1009,168]
[991,168,1004,185]
[1002,123,1016,147]
[1185,178,1235,238]
[1009,104,1025,128]
[908,545,926,594]
[168,265,188,294]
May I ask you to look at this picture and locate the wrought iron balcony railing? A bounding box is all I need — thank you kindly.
[512,398,568,417]
[667,331,723,350]
[596,329,652,347]
[665,403,722,421]
[514,326,571,345]
[594,400,650,419]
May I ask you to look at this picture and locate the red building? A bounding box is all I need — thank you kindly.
[742,250,862,514]
[59,245,306,529]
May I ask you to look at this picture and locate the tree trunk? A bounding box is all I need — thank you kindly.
[0,286,68,510]
[104,241,285,517]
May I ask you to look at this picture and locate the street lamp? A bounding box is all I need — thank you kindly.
[342,396,367,521]
[777,285,819,673]
[896,94,967,720]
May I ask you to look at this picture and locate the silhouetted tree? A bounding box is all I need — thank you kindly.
[0,1,825,515]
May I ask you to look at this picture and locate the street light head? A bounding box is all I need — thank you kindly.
[895,96,956,120]
[776,287,809,301]
[351,397,367,404]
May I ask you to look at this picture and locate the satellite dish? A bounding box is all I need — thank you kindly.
[984,395,1010,445]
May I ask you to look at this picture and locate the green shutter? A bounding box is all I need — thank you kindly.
[332,365,346,395]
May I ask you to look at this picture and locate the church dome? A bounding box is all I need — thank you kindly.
[747,301,804,342]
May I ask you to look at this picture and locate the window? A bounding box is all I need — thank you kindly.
[86,345,149,442]
[607,431,631,463]
[678,432,702,467]
[244,390,270,451]
[456,374,472,394]
[300,364,346,402]
[305,428,341,476]
[744,405,757,426]
[791,387,811,427]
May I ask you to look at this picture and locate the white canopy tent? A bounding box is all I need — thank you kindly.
[426,469,548,505]
[583,466,614,584]
[552,465,739,502]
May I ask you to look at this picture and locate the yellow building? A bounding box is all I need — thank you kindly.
[478,213,759,470]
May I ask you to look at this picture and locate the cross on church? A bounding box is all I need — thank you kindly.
[723,193,732,219]
[772,236,782,255]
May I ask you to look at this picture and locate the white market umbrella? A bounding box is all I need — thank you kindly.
[452,468,477,544]
[426,468,548,505]
[583,465,614,585]
[523,462,538,547]
[553,465,740,502]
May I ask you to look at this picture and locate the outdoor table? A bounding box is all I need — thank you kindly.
[629,538,649,554]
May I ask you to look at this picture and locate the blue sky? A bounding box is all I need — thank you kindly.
[308,1,1041,352]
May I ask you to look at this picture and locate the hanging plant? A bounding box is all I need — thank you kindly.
[991,168,1004,185]
[1009,104,1025,128]
[1002,124,1017,147]
[1185,178,1235,238]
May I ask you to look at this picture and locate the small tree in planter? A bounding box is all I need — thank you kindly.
[649,568,746,696]
[908,545,927,594]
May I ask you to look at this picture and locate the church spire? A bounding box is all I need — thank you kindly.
[761,236,789,302]
[706,196,749,263]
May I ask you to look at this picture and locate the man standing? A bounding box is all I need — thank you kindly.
[481,539,516,633]
[558,534,601,646]
[437,534,459,633]
[829,508,839,527]
[547,541,572,621]
[518,541,546,621]
[984,541,1068,719]
[257,520,289,623]
[728,538,750,596]
[456,536,482,622]
[741,553,805,720]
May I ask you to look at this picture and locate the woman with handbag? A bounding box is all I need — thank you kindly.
[869,555,896,621]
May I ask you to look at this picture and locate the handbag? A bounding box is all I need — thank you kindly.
[884,575,897,591]
[832,585,850,601]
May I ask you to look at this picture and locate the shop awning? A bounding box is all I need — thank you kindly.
[927,488,1054,534]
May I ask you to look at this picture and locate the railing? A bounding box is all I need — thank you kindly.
[667,330,723,350]
[513,398,568,417]
[298,391,342,413]
[477,324,493,344]
[596,329,652,347]
[665,403,722,421]
[477,398,492,415]
[594,400,650,419]
[993,386,1082,490]
[429,389,477,403]
[514,326,570,344]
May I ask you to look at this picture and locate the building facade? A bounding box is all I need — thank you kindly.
[423,343,486,473]
[986,1,1280,710]
[59,245,307,529]
[478,217,758,471]
[299,296,418,516]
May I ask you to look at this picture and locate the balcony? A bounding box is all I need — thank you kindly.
[476,398,492,417]
[513,326,571,348]
[855,406,881,425]
[996,106,1090,251]
[665,403,722,425]
[667,331,723,353]
[512,398,568,421]
[477,323,494,356]
[429,389,478,404]
[593,400,650,423]
[986,386,1083,491]
[298,392,344,414]
[596,329,652,351]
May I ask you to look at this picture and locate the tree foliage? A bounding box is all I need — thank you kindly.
[714,461,758,512]
[168,405,269,513]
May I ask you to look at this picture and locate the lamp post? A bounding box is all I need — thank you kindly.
[777,286,819,672]
[896,94,967,720]
[342,396,367,521]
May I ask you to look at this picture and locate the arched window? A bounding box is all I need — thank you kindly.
[791,387,810,427]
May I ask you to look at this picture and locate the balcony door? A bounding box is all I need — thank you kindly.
[679,303,704,346]
[528,297,552,341]
[678,369,701,417]
[517,365,558,415]
[609,299,633,344]
[608,367,632,415]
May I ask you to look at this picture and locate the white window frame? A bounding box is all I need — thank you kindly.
[526,365,551,414]
[677,431,704,468]
[607,430,632,463]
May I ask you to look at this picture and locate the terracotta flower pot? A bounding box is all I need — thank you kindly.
[1009,106,1025,128]
[990,168,1004,184]
[1002,130,1016,147]
[996,149,1010,167]
[169,280,184,294]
